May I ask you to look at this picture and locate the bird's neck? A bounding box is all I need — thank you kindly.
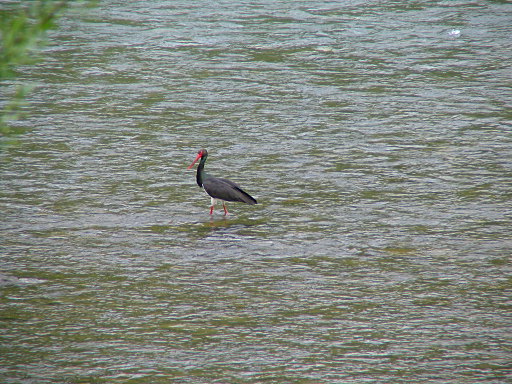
[196,157,208,187]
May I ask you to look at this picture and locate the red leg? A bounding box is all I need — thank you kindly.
[223,202,229,215]
[209,197,216,215]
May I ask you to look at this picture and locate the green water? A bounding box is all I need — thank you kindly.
[1,1,511,383]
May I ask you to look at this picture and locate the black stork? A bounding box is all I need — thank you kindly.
[187,149,257,215]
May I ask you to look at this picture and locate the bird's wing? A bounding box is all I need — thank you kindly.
[203,177,257,204]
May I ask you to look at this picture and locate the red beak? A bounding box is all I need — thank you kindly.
[187,153,202,169]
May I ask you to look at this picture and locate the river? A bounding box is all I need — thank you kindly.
[1,1,511,383]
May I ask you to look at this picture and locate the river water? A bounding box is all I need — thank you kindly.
[1,1,511,383]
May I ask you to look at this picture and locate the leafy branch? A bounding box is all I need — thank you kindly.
[0,0,68,136]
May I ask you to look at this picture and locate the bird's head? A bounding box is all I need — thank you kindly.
[187,149,208,169]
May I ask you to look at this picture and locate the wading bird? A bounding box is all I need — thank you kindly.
[187,149,257,215]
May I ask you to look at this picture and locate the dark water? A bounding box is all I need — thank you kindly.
[1,1,511,383]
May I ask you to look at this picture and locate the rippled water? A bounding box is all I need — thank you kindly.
[1,1,511,383]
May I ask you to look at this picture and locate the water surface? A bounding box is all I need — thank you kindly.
[1,1,511,383]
